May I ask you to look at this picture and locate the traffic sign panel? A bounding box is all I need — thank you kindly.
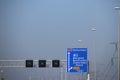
[67,48,88,72]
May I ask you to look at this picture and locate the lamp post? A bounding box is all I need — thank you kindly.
[91,28,97,80]
[78,40,83,80]
[115,7,120,80]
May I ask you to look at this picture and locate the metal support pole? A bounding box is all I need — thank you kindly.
[78,39,83,80]
[118,8,120,80]
[61,67,64,80]
[29,76,32,80]
[115,7,120,80]
[87,61,90,80]
[91,28,97,80]
[65,68,67,80]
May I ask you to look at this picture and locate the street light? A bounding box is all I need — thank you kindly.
[115,6,120,80]
[78,40,83,48]
[91,28,97,80]
[78,39,83,80]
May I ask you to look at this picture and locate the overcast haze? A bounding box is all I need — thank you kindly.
[0,0,120,80]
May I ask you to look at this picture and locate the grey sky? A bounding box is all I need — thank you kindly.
[0,0,120,80]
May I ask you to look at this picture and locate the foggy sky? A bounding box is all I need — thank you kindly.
[0,0,119,80]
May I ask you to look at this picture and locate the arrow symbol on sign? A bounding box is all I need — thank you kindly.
[68,67,73,71]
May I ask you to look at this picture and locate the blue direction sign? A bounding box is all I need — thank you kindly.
[67,48,88,72]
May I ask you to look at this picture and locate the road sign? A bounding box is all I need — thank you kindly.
[67,48,88,72]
